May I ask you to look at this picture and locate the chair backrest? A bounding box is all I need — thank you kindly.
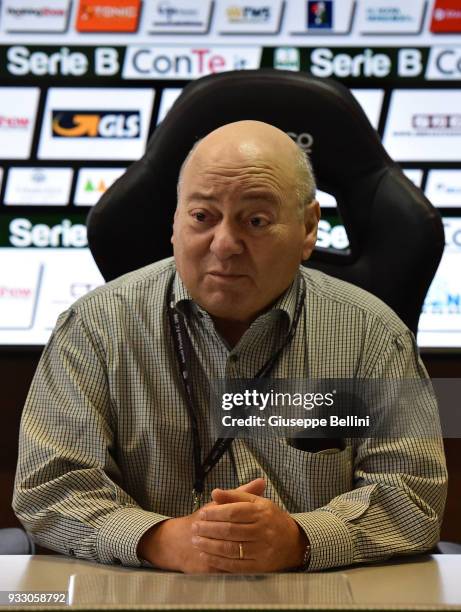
[87,69,444,335]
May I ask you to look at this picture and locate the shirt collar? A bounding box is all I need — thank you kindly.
[172,268,301,329]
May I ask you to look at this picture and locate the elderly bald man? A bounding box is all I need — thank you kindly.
[14,121,447,574]
[172,121,318,347]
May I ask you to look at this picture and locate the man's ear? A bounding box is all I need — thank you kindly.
[301,199,320,261]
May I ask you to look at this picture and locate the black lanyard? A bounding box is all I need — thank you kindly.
[167,274,306,510]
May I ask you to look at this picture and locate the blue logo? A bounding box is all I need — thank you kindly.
[307,1,333,29]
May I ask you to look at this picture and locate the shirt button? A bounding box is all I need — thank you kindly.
[68,549,75,556]
[229,354,238,363]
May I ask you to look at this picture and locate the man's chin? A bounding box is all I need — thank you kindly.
[196,291,250,320]
[201,276,248,297]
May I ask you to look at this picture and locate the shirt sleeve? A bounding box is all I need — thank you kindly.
[291,329,448,571]
[13,308,169,567]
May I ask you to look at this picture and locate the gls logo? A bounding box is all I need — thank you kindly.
[51,110,140,138]
[286,131,314,154]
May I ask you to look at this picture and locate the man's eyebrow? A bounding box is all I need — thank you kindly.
[185,191,281,206]
[186,192,218,203]
[241,191,281,206]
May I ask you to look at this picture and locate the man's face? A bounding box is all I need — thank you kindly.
[172,141,318,324]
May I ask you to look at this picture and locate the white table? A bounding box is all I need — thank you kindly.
[0,554,461,610]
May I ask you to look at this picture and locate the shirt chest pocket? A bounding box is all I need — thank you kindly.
[280,441,354,513]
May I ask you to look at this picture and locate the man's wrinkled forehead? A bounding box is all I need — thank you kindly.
[180,149,291,209]
[182,139,294,187]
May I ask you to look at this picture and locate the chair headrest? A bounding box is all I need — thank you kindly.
[87,69,444,334]
[149,69,391,193]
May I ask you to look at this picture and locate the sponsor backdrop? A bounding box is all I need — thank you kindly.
[0,0,460,348]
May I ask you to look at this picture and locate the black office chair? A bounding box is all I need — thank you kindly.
[87,69,443,336]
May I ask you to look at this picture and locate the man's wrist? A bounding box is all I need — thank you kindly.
[137,523,161,563]
[137,519,175,569]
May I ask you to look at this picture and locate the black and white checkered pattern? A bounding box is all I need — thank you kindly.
[13,258,447,570]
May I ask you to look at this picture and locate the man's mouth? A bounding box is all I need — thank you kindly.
[207,272,247,279]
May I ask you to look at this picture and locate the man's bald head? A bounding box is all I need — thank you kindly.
[177,120,316,214]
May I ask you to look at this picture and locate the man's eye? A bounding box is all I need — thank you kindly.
[249,216,269,228]
[192,211,207,222]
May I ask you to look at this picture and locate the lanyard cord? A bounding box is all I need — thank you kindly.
[167,274,306,508]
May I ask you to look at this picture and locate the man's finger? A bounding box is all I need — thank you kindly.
[192,520,257,541]
[199,551,256,574]
[199,501,258,523]
[211,487,260,505]
[192,535,257,560]
[236,478,266,496]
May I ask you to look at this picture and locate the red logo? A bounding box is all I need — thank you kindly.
[76,0,140,32]
[431,0,461,33]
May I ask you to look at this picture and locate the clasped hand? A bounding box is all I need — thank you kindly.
[138,478,307,573]
[191,478,307,573]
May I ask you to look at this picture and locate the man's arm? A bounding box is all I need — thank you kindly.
[291,436,446,571]
[296,329,448,569]
[13,308,169,566]
[13,308,270,572]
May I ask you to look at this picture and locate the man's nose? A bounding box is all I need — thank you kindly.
[209,219,244,259]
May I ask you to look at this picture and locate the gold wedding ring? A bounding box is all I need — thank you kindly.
[239,543,244,560]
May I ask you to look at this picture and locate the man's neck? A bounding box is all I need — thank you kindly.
[211,317,251,349]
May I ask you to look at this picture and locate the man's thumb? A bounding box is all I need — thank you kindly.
[212,478,266,504]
